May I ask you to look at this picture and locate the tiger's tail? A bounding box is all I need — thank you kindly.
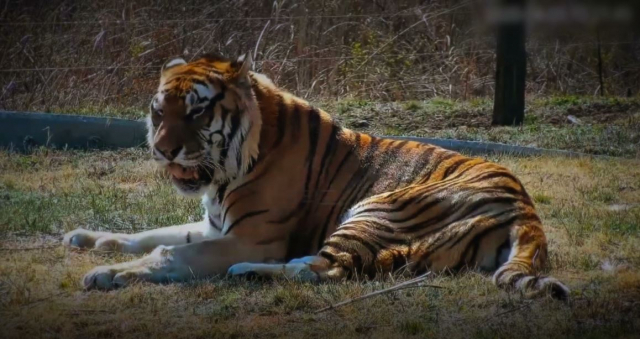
[492,221,570,300]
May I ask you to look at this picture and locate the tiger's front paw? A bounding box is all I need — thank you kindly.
[82,264,152,290]
[81,246,175,290]
[63,228,132,252]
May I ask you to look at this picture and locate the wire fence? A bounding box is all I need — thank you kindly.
[0,42,634,73]
[0,0,638,111]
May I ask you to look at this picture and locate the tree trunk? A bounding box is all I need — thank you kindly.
[492,0,526,126]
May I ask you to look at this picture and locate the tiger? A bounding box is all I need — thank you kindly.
[63,52,569,300]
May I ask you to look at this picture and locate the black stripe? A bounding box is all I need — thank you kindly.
[377,140,410,190]
[314,149,354,250]
[396,196,522,234]
[272,96,288,149]
[383,197,444,224]
[446,208,518,249]
[315,170,364,249]
[200,91,224,125]
[337,136,384,212]
[235,123,251,171]
[218,112,241,169]
[218,106,231,136]
[291,105,302,141]
[443,158,472,178]
[420,152,459,183]
[355,195,419,216]
[225,169,267,198]
[323,239,364,257]
[316,134,382,249]
[217,183,228,203]
[478,185,523,196]
[295,115,338,242]
[411,162,487,204]
[318,250,353,272]
[269,108,322,224]
[495,237,511,268]
[245,156,257,174]
[337,222,395,235]
[407,146,436,183]
[380,140,409,169]
[330,233,380,256]
[336,180,380,240]
[466,170,522,186]
[314,124,340,193]
[225,209,269,234]
[305,108,321,181]
[417,209,516,272]
[209,214,222,232]
[222,170,269,225]
[452,214,523,270]
[204,91,225,110]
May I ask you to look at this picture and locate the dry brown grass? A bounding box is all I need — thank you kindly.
[0,149,639,338]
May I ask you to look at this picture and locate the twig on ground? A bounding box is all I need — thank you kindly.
[315,272,444,313]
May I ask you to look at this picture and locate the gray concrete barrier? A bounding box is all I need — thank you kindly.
[0,111,147,151]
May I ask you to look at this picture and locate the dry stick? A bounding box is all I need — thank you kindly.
[315,272,444,313]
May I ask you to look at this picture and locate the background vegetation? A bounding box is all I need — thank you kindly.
[0,0,638,112]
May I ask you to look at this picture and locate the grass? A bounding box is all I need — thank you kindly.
[0,148,639,338]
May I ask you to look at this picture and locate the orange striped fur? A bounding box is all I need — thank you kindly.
[145,52,569,299]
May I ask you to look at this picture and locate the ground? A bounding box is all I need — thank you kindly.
[1,147,639,338]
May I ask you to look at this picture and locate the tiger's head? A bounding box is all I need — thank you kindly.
[147,52,262,196]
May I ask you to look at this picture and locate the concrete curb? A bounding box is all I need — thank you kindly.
[0,111,148,151]
[0,111,603,158]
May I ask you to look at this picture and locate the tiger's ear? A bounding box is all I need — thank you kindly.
[161,57,187,75]
[235,51,253,78]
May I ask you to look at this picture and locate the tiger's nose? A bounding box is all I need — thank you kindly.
[156,146,182,161]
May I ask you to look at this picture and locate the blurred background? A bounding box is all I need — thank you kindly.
[0,0,638,112]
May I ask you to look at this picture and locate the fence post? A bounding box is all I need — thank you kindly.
[492,0,526,126]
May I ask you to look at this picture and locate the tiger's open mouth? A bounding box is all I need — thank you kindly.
[166,163,213,193]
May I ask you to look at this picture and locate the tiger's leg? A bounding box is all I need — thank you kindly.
[63,220,220,254]
[82,235,286,290]
[227,190,417,282]
[227,255,344,282]
[229,186,570,300]
[492,221,570,300]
